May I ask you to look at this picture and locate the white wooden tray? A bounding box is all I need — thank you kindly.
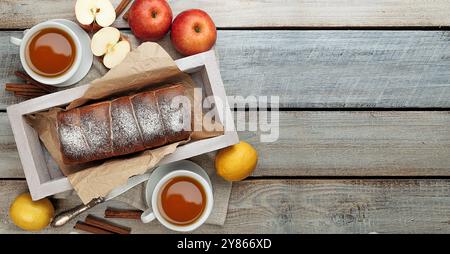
[7,50,239,200]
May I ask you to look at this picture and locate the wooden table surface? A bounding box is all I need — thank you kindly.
[1,0,450,234]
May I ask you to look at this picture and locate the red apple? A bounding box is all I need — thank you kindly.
[171,9,217,56]
[128,0,173,41]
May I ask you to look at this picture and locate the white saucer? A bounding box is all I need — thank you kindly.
[50,19,93,87]
[144,160,212,209]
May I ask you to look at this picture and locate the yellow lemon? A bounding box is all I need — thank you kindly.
[9,192,54,231]
[215,141,258,181]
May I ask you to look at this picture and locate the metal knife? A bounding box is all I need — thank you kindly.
[51,172,151,227]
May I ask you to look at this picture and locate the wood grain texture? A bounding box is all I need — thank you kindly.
[2,0,450,29]
[0,113,22,178]
[2,111,450,178]
[2,179,450,233]
[224,110,450,176]
[217,30,450,108]
[2,30,450,108]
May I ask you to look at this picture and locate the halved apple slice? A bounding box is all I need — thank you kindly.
[91,27,131,69]
[75,0,116,31]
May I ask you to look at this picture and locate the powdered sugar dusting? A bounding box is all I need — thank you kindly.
[131,92,165,147]
[160,100,185,134]
[58,113,91,161]
[80,108,112,156]
[156,85,191,142]
[111,98,143,154]
[57,85,192,164]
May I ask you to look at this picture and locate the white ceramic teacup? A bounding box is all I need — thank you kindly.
[141,160,214,232]
[10,20,82,86]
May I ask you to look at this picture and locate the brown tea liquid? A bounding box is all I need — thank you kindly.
[26,28,76,77]
[159,176,206,226]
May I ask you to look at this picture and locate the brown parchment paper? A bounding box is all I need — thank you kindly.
[27,42,222,204]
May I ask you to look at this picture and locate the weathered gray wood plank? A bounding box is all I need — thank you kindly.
[2,0,450,29]
[2,111,450,178]
[218,30,450,108]
[0,118,21,178]
[226,110,450,176]
[2,179,450,233]
[2,30,450,108]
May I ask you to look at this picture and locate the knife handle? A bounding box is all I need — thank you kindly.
[51,197,105,227]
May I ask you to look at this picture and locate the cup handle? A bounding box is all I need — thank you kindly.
[141,209,156,223]
[10,37,22,46]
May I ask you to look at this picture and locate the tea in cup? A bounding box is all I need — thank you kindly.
[10,20,82,85]
[26,27,77,78]
[141,160,214,232]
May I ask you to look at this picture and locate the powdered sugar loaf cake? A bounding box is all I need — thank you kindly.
[57,84,191,164]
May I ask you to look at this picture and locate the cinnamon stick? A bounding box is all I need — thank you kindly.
[123,9,130,21]
[5,83,48,93]
[14,71,56,93]
[74,221,115,234]
[116,0,132,17]
[14,91,47,97]
[13,95,34,99]
[10,88,46,94]
[105,207,142,220]
[85,215,131,234]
